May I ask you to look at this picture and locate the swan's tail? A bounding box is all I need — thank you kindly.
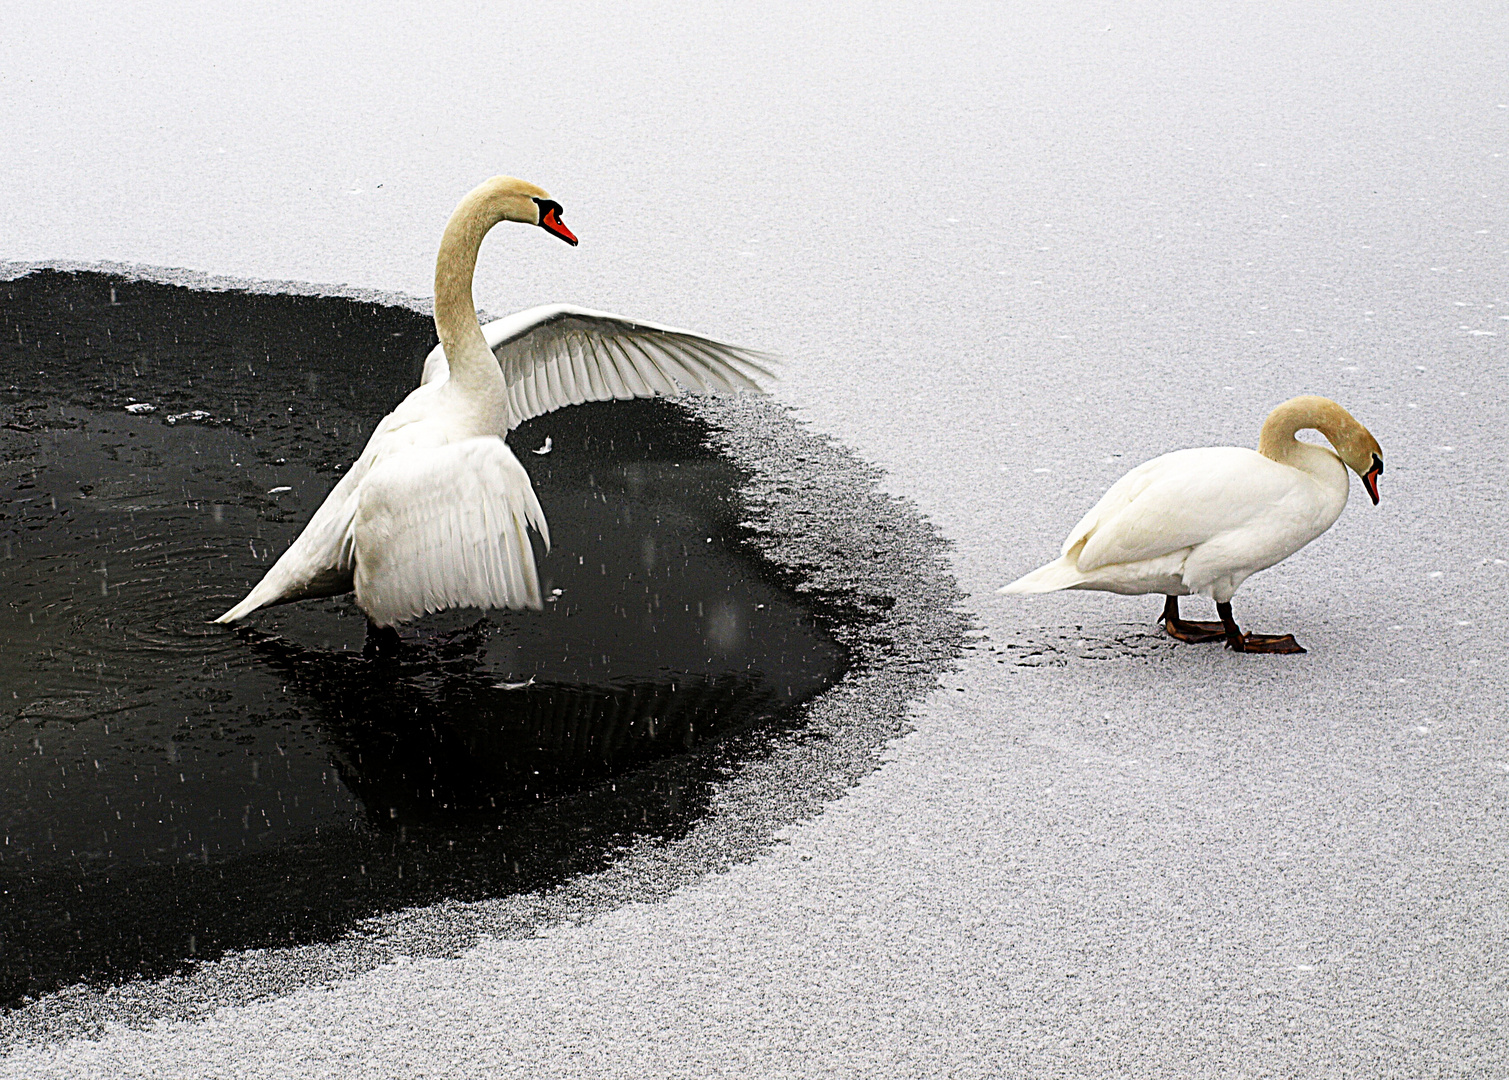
[214,555,354,623]
[215,594,264,624]
[215,572,297,623]
[215,566,294,623]
[997,557,1086,596]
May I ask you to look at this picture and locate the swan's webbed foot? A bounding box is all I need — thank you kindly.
[363,620,403,658]
[1235,632,1306,654]
[1160,596,1226,643]
[1215,602,1306,654]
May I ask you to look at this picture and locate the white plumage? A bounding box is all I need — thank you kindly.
[1000,444,1348,603]
[351,437,550,626]
[216,176,771,629]
[999,396,1383,652]
[418,303,769,417]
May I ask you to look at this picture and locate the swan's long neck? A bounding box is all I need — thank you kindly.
[1258,396,1355,466]
[433,194,504,391]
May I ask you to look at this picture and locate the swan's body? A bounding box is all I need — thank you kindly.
[999,397,1383,652]
[1000,443,1351,603]
[216,176,771,629]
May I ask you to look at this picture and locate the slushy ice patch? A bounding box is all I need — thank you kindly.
[0,270,846,1004]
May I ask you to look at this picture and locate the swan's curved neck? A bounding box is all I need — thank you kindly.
[1258,396,1352,464]
[433,196,503,386]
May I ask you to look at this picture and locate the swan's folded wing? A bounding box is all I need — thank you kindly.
[1059,461,1161,560]
[1074,448,1284,572]
[350,437,551,627]
[451,305,777,430]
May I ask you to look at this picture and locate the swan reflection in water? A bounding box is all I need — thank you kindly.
[238,621,787,829]
[0,618,797,1007]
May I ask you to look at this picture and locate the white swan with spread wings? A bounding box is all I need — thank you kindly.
[215,176,772,629]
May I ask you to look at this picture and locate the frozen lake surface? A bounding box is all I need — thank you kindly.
[1,0,1506,1075]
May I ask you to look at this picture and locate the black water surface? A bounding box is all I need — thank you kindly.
[0,270,846,1004]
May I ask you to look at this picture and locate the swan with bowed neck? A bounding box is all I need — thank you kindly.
[215,176,772,629]
[998,396,1383,653]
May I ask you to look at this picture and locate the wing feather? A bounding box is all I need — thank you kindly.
[597,338,633,400]
[651,339,712,392]
[620,336,679,397]
[579,334,611,399]
[523,357,545,419]
[628,339,697,393]
[439,304,778,430]
[351,437,549,626]
[676,336,765,391]
[606,334,652,397]
[540,351,563,413]
[555,336,583,403]
[1073,448,1295,571]
[566,335,592,402]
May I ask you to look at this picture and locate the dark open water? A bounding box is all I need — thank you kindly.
[0,270,845,1004]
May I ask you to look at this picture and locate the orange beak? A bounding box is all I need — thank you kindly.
[540,204,578,246]
[1362,458,1382,505]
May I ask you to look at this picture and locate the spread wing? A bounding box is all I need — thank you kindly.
[420,304,776,430]
[350,437,551,627]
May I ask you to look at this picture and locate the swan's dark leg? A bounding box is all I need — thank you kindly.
[363,619,403,658]
[1161,595,1226,643]
[1216,601,1305,654]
